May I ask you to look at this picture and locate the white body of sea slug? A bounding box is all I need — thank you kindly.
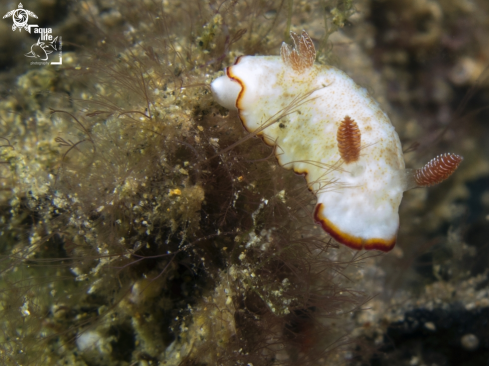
[211,31,462,252]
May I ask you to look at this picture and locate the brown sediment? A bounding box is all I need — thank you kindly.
[314,204,396,252]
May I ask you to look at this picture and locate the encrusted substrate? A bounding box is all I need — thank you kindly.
[0,0,488,365]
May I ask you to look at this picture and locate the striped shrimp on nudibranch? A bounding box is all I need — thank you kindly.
[211,31,463,252]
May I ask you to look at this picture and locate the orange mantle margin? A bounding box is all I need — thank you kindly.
[314,204,396,252]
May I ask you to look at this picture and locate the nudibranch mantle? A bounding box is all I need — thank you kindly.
[211,31,462,252]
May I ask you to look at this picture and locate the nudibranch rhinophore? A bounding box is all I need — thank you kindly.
[211,31,463,252]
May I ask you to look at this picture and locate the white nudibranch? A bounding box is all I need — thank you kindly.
[211,31,463,252]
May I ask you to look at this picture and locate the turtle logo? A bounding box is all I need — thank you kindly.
[2,3,38,33]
